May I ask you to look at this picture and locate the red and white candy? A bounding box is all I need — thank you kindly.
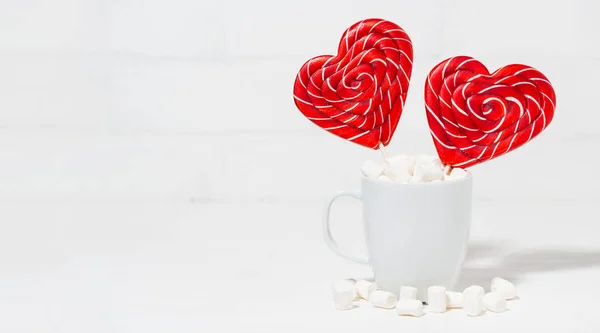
[424,56,556,169]
[293,18,413,149]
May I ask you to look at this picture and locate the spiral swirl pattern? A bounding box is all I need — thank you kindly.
[425,56,556,168]
[293,18,413,149]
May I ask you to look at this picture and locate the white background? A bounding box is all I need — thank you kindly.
[0,1,599,332]
[0,0,597,204]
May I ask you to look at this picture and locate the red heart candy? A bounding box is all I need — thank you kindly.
[425,56,556,168]
[293,18,413,149]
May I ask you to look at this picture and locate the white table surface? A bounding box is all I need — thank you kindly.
[0,199,598,332]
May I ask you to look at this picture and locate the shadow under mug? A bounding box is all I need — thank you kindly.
[323,173,473,300]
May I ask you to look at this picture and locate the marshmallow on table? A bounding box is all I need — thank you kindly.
[355,280,377,300]
[332,279,357,310]
[427,286,447,313]
[370,290,398,309]
[446,291,463,308]
[491,277,517,300]
[462,285,485,316]
[396,299,425,317]
[399,286,418,300]
[362,160,385,179]
[483,292,508,313]
[333,279,359,301]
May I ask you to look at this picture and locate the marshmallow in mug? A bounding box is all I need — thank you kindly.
[361,154,467,183]
[387,155,416,176]
[411,164,445,183]
[444,167,468,181]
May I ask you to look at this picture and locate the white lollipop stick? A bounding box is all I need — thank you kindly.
[378,141,389,165]
[443,164,453,176]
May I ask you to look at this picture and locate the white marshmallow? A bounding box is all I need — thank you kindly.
[491,277,517,300]
[377,175,392,181]
[446,291,463,308]
[387,155,415,174]
[483,292,508,313]
[362,160,385,179]
[427,286,447,313]
[333,296,354,310]
[411,164,445,183]
[332,280,356,310]
[333,279,359,301]
[395,299,425,317]
[462,285,485,317]
[450,167,467,177]
[384,155,413,182]
[387,154,410,164]
[355,280,377,300]
[384,163,412,183]
[444,167,468,181]
[399,286,418,300]
[410,165,427,182]
[415,154,442,168]
[370,290,398,309]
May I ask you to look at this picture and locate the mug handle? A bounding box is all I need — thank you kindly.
[322,191,369,265]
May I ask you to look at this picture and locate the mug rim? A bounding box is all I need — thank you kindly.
[362,169,473,186]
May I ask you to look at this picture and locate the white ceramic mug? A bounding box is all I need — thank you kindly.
[323,173,473,300]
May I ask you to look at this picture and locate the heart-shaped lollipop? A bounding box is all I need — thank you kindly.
[293,18,413,149]
[425,56,556,168]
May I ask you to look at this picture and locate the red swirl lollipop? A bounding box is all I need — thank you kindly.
[293,18,413,149]
[425,56,556,169]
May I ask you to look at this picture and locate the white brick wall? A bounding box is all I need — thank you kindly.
[0,0,597,203]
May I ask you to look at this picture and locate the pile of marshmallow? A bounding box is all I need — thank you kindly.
[332,277,517,317]
[362,154,467,183]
